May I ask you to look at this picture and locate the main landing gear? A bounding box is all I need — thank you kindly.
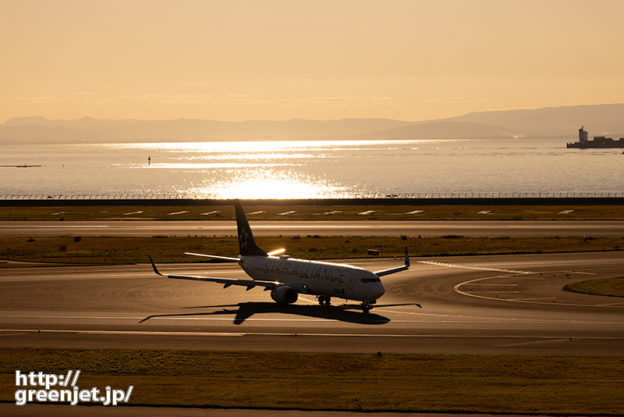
[317,296,375,314]
[317,295,331,306]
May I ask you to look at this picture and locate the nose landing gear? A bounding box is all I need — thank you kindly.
[361,301,373,314]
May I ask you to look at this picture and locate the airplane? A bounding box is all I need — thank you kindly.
[148,201,410,313]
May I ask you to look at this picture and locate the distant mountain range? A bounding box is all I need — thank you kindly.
[1,103,623,143]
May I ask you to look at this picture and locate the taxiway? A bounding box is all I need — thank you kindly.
[1,251,622,356]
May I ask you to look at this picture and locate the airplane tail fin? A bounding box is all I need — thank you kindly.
[235,200,267,256]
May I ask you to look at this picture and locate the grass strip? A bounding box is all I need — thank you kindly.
[565,277,624,297]
[1,348,623,414]
[2,204,624,221]
[1,235,624,265]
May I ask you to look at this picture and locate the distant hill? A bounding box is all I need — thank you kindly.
[362,120,513,140]
[447,103,624,138]
[1,103,622,143]
[0,117,413,143]
[365,103,624,140]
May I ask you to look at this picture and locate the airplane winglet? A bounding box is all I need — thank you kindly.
[148,255,164,276]
[404,247,410,268]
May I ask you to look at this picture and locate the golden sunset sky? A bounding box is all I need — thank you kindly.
[1,0,623,122]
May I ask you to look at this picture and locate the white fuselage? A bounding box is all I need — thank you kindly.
[240,255,385,302]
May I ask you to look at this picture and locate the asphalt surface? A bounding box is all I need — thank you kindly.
[1,252,622,356]
[2,220,624,237]
[0,404,555,417]
[2,251,623,417]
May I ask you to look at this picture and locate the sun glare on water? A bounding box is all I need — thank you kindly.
[109,140,369,199]
[188,170,349,199]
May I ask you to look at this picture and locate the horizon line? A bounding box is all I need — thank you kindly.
[3,102,624,125]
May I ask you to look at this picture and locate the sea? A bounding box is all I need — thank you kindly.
[1,138,623,199]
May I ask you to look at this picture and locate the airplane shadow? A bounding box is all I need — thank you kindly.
[140,302,391,325]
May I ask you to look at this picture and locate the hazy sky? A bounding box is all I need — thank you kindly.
[1,0,623,122]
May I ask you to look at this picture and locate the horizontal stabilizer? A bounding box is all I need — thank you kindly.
[184,252,241,262]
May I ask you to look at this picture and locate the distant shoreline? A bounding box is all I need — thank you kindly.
[2,197,624,207]
[3,103,623,143]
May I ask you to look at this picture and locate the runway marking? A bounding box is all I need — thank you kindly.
[300,296,430,317]
[2,313,592,326]
[254,225,366,228]
[17,225,109,228]
[419,261,534,275]
[297,302,580,323]
[454,275,624,308]
[3,329,623,340]
[0,315,150,320]
[297,296,318,305]
[469,291,520,294]
[468,283,518,286]
[0,329,246,337]
[0,315,347,323]
[2,311,621,327]
[6,308,620,326]
[511,297,557,301]
[559,270,597,276]
[168,211,190,216]
[497,338,573,348]
[371,309,522,322]
[596,301,624,306]
[297,297,521,321]
[0,314,406,324]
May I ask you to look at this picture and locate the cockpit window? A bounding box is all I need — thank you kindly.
[361,277,380,283]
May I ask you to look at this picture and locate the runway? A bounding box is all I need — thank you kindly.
[1,251,622,356]
[2,220,624,237]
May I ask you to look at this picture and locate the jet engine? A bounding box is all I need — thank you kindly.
[270,286,298,304]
